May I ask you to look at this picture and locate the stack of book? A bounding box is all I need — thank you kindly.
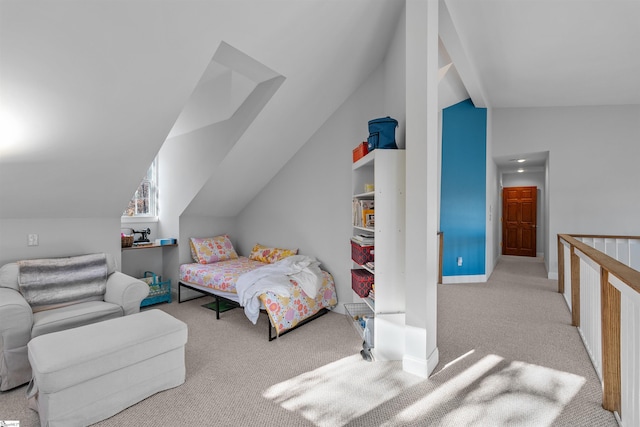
[352,199,375,228]
[351,233,374,246]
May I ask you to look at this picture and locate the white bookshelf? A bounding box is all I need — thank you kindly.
[351,149,406,361]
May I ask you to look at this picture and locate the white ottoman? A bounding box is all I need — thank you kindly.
[27,309,188,427]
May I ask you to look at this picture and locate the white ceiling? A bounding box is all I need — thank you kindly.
[1,0,637,219]
[441,0,640,174]
[493,151,548,175]
[442,0,640,108]
[0,0,402,219]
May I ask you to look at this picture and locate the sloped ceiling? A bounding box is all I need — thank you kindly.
[438,38,469,110]
[441,0,640,108]
[4,0,636,221]
[0,0,403,219]
[183,4,404,217]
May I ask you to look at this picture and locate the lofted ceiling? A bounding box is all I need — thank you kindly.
[440,0,640,174]
[1,0,637,220]
[0,0,403,219]
[441,0,640,109]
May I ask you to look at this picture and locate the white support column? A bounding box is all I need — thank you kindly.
[404,0,439,377]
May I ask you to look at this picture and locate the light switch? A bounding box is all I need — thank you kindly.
[28,234,39,246]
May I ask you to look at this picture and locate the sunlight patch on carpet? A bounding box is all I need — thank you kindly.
[263,354,423,427]
[441,349,476,372]
[384,356,586,426]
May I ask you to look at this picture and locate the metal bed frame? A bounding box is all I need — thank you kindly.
[178,281,329,341]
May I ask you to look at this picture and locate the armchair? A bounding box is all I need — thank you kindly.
[0,253,149,390]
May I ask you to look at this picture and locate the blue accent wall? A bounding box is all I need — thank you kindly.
[441,99,487,276]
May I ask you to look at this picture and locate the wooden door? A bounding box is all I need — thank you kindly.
[502,186,537,257]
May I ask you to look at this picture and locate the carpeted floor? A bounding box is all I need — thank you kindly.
[0,256,618,426]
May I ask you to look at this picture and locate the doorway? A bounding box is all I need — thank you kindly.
[502,186,537,257]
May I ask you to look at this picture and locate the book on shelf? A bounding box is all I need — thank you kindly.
[352,233,374,241]
[365,261,375,270]
[362,209,375,229]
[351,238,373,248]
[352,199,374,228]
[351,234,374,246]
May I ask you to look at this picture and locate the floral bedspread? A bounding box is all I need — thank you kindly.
[179,257,338,335]
[179,257,265,293]
[259,270,337,335]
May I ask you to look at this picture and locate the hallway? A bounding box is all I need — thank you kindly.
[433,255,618,426]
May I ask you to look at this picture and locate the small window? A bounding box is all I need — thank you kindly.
[122,158,157,218]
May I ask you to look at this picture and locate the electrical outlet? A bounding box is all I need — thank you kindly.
[28,234,39,246]
[457,256,463,267]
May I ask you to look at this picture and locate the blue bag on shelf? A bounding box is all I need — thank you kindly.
[367,116,398,151]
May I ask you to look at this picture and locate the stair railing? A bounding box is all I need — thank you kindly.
[557,234,640,427]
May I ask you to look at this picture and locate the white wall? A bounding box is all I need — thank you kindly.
[493,105,640,277]
[154,79,258,294]
[234,6,409,316]
[235,66,386,312]
[0,218,121,268]
[120,219,162,279]
[486,107,498,275]
[156,98,246,261]
[385,8,406,149]
[121,245,164,281]
[178,215,238,264]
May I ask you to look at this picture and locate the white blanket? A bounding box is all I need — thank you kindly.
[236,255,323,324]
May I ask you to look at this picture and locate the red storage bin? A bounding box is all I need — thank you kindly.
[351,269,374,298]
[351,240,374,265]
[352,142,369,163]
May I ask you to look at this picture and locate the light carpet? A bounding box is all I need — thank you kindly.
[0,256,618,426]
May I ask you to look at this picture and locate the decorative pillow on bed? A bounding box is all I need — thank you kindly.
[249,243,298,264]
[189,235,239,264]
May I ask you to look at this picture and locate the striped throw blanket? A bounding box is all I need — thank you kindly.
[18,253,108,309]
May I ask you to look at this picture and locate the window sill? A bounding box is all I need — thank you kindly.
[121,216,159,224]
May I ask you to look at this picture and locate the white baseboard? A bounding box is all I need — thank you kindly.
[427,347,439,376]
[403,347,439,378]
[442,274,487,284]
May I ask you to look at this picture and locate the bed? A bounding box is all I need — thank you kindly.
[178,236,338,340]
